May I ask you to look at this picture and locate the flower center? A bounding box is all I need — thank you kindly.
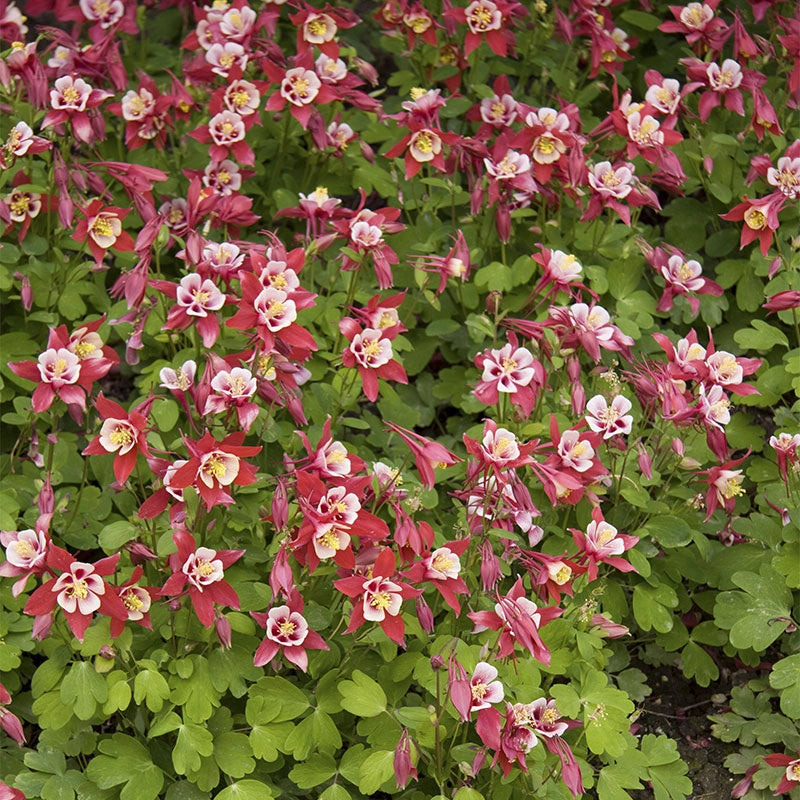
[722,475,744,499]
[432,553,454,573]
[109,426,133,447]
[67,579,89,600]
[203,454,227,479]
[542,707,560,724]
[91,217,113,238]
[744,208,766,229]
[73,341,96,358]
[10,196,30,215]
[307,18,327,36]
[193,288,210,304]
[370,591,392,611]
[63,87,81,104]
[470,6,493,29]
[317,530,342,551]
[196,559,215,577]
[219,53,235,68]
[123,591,143,611]
[415,132,433,153]
[291,76,310,98]
[15,541,35,558]
[278,619,296,636]
[472,682,487,700]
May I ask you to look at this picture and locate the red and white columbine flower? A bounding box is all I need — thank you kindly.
[168,431,261,510]
[334,548,421,647]
[82,393,151,484]
[204,367,259,432]
[24,546,127,642]
[10,323,117,416]
[161,530,244,628]
[159,273,227,348]
[0,528,49,597]
[252,590,329,672]
[72,200,134,266]
[469,662,505,712]
[41,75,111,144]
[572,508,639,580]
[474,335,545,417]
[585,394,634,439]
[340,318,408,403]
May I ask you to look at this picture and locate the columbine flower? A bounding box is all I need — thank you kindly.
[0,528,49,597]
[763,749,800,795]
[204,367,260,432]
[383,420,461,489]
[585,395,634,439]
[24,547,127,642]
[159,273,226,348]
[82,393,151,483]
[720,194,784,257]
[161,529,244,628]
[41,75,111,144]
[340,319,408,402]
[334,548,420,647]
[469,662,505,712]
[571,508,639,580]
[168,431,261,510]
[474,336,545,417]
[72,200,134,266]
[252,591,328,672]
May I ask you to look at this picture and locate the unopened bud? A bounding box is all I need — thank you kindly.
[430,655,445,671]
[486,290,503,315]
[671,438,685,458]
[214,612,232,649]
[703,156,714,175]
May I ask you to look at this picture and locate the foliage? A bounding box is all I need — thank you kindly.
[0,1,799,799]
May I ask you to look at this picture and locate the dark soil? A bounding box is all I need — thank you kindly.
[631,663,747,800]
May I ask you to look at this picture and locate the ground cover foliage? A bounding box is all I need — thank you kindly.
[0,0,799,798]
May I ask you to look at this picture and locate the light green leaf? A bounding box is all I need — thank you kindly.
[680,642,719,687]
[714,565,792,651]
[86,734,164,800]
[98,520,137,552]
[357,750,395,795]
[769,655,800,718]
[135,668,171,712]
[288,753,338,789]
[213,780,273,800]
[173,723,215,775]
[249,676,309,722]
[645,516,693,548]
[61,661,107,720]
[339,670,387,717]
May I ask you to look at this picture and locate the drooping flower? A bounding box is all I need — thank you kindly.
[339,319,408,402]
[384,421,461,489]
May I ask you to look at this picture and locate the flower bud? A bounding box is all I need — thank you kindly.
[0,707,26,745]
[671,437,685,458]
[430,654,445,671]
[393,728,417,789]
[486,290,502,315]
[415,596,434,633]
[31,613,53,641]
[214,612,232,650]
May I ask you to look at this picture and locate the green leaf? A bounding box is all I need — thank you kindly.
[173,723,215,775]
[249,676,309,722]
[288,753,338,789]
[60,661,108,720]
[357,750,395,794]
[339,670,387,717]
[166,781,211,800]
[103,670,132,714]
[213,780,273,800]
[645,515,693,548]
[680,641,719,687]
[619,9,660,29]
[714,565,792,651]
[474,262,513,292]
[249,721,294,761]
[734,320,789,352]
[213,732,255,779]
[151,398,180,431]
[318,786,351,800]
[98,520,137,552]
[135,668,171,712]
[769,654,800,718]
[149,710,182,738]
[86,734,164,800]
[633,584,677,633]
